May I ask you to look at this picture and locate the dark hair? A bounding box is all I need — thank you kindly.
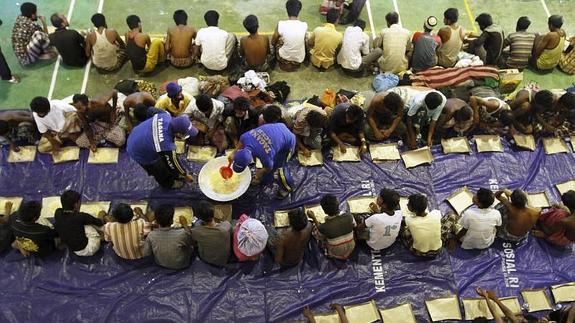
[30,96,51,114]
[288,208,307,231]
[408,194,428,214]
[444,8,459,23]
[548,15,563,29]
[558,92,575,110]
[326,8,340,24]
[155,204,175,227]
[561,190,575,213]
[354,19,366,30]
[385,12,399,25]
[379,188,400,210]
[91,13,106,28]
[476,188,495,208]
[533,90,554,108]
[126,15,141,29]
[383,92,403,114]
[306,110,327,128]
[61,190,81,211]
[18,201,42,223]
[346,104,364,121]
[475,13,493,30]
[510,190,527,208]
[72,93,89,105]
[286,0,302,17]
[233,97,251,112]
[195,94,213,113]
[320,194,340,216]
[425,92,444,110]
[173,10,188,25]
[195,200,214,222]
[0,120,9,136]
[50,13,64,28]
[499,110,514,126]
[204,10,219,26]
[243,15,259,34]
[516,16,531,31]
[113,203,134,224]
[454,105,473,122]
[20,2,37,18]
[133,103,150,122]
[263,105,283,123]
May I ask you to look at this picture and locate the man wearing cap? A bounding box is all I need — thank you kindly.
[410,16,442,72]
[127,111,197,189]
[230,122,296,199]
[155,82,192,117]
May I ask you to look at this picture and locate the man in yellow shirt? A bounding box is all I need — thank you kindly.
[155,82,192,116]
[308,9,343,69]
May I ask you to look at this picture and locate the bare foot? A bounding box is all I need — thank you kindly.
[39,51,58,60]
[6,75,20,84]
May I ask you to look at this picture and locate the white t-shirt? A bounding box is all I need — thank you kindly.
[404,210,442,253]
[406,90,447,121]
[277,19,308,63]
[194,26,229,71]
[184,98,225,130]
[33,100,76,134]
[459,207,502,249]
[365,210,403,250]
[337,26,370,70]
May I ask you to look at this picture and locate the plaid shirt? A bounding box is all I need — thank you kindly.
[12,15,42,65]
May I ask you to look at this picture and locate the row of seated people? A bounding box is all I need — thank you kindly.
[9,2,575,80]
[0,185,573,269]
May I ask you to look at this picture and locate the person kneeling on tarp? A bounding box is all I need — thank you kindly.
[494,189,540,242]
[229,118,296,199]
[533,190,575,247]
[127,112,197,189]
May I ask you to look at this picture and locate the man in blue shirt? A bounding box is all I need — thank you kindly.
[230,122,296,199]
[127,112,197,189]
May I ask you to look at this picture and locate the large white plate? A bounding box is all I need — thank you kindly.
[198,156,252,202]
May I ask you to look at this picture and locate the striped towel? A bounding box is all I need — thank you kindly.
[410,66,500,89]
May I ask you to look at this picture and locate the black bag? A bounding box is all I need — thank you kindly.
[266,81,291,103]
[114,79,139,96]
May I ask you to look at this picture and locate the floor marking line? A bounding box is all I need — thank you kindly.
[81,0,105,93]
[48,0,76,100]
[392,0,402,27]
[540,0,551,17]
[366,0,377,40]
[463,0,478,34]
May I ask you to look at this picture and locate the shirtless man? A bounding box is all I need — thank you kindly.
[85,13,127,72]
[495,189,540,242]
[122,91,157,131]
[125,15,165,73]
[268,208,312,267]
[239,15,271,71]
[365,90,406,141]
[165,10,196,68]
[436,98,477,137]
[0,110,37,151]
[532,15,566,71]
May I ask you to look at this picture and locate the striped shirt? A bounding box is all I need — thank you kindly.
[504,31,535,69]
[104,217,151,259]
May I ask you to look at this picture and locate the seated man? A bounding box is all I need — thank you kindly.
[223,97,259,148]
[191,201,232,267]
[309,194,356,260]
[125,15,165,73]
[337,19,382,76]
[402,194,443,257]
[10,201,57,257]
[365,90,406,141]
[532,15,566,71]
[272,0,308,71]
[498,109,533,136]
[231,121,296,199]
[404,90,447,149]
[127,113,197,189]
[495,189,540,242]
[155,82,192,117]
[72,91,126,151]
[122,91,157,131]
[85,13,127,73]
[268,208,312,268]
[103,204,151,260]
[54,190,111,256]
[0,110,37,151]
[437,8,465,68]
[436,98,476,137]
[530,91,574,136]
[186,94,227,152]
[193,10,236,71]
[308,9,343,70]
[289,102,327,156]
[411,16,441,72]
[11,2,55,66]
[30,96,81,153]
[355,188,402,251]
[501,16,535,69]
[142,204,193,270]
[465,13,504,65]
[559,35,575,74]
[533,190,575,247]
[328,103,367,155]
[48,13,88,67]
[165,10,196,68]
[374,12,411,73]
[239,15,272,71]
[232,215,268,262]
[456,188,502,250]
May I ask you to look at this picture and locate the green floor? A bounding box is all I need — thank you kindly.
[0,0,573,109]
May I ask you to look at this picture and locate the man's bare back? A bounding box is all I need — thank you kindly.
[125,31,149,49]
[166,25,196,58]
[240,34,269,67]
[277,224,311,266]
[506,204,540,236]
[123,92,156,109]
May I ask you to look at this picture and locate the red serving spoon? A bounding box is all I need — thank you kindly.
[219,160,233,179]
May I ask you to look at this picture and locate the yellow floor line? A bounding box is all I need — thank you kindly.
[463,0,478,34]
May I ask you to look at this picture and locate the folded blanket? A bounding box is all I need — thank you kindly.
[411,66,500,89]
